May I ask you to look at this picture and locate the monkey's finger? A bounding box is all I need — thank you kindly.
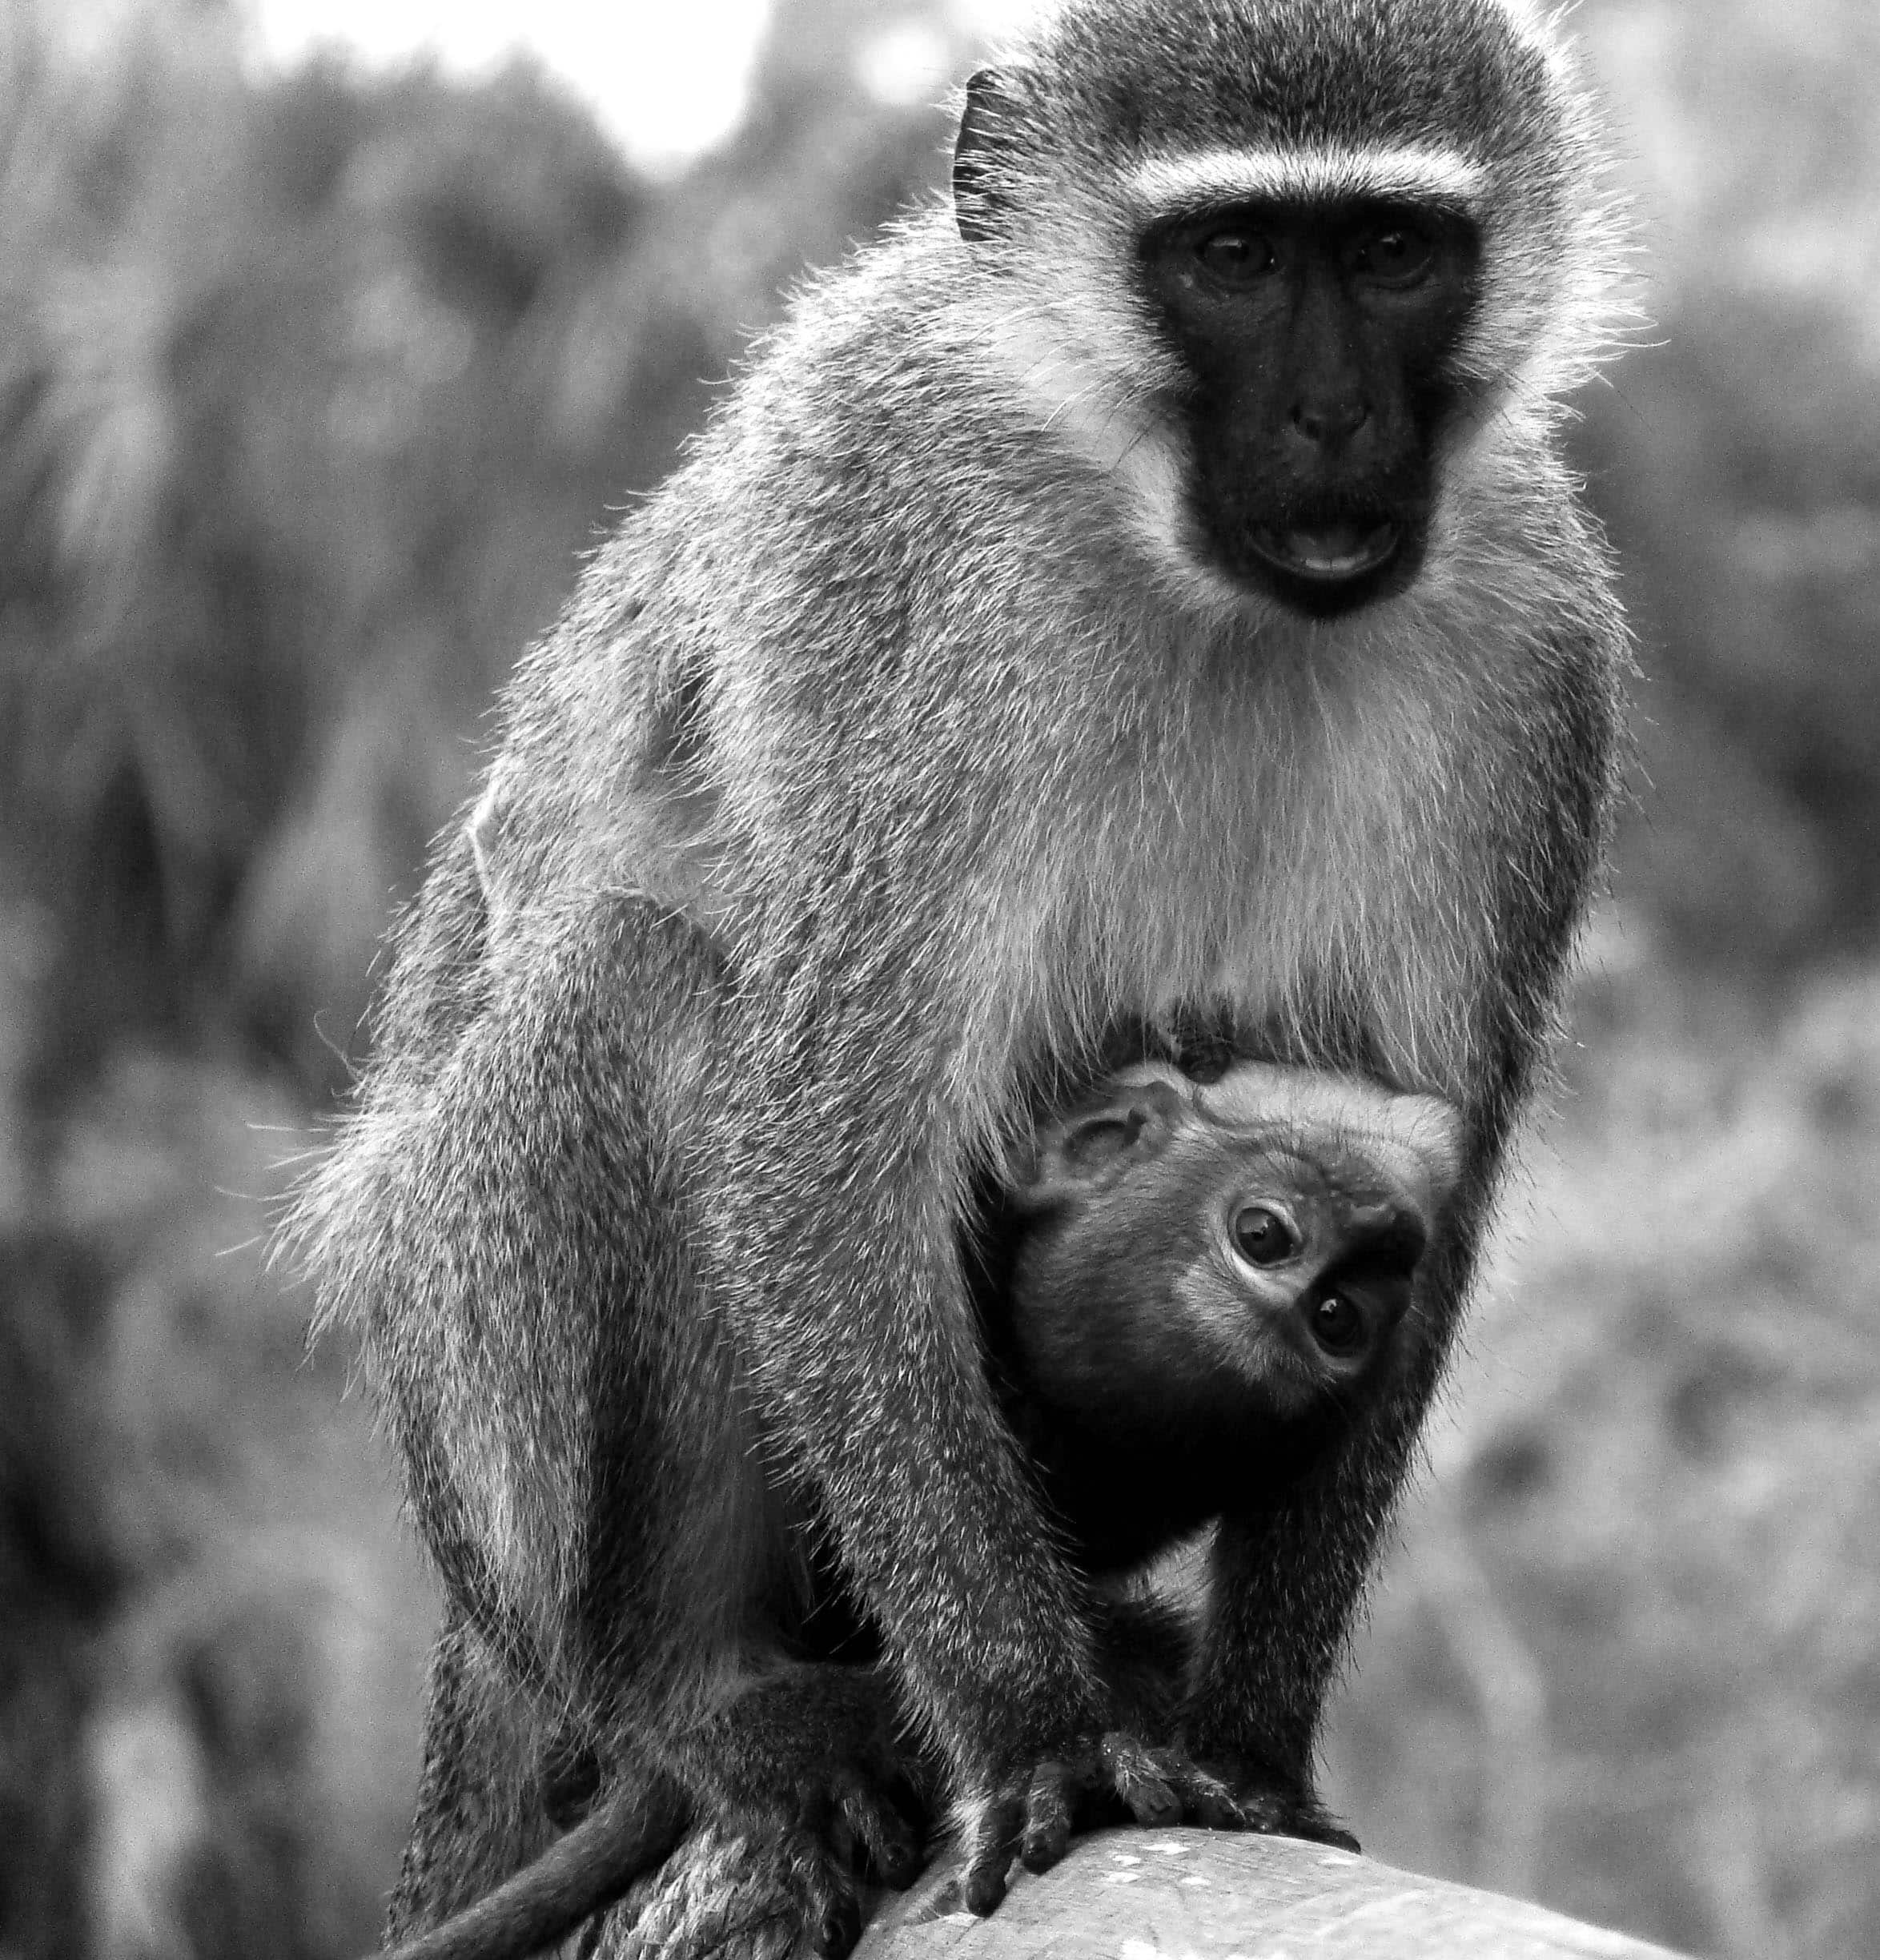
[1018,1760,1074,1874]
[826,1808,859,1870]
[1287,1805,1360,1854]
[1235,1786,1289,1834]
[960,1793,1024,1914]
[1235,1785,1360,1853]
[1187,1782,1246,1833]
[1098,1733,1181,1829]
[832,1776,924,1890]
[1158,1754,1246,1832]
[809,1881,865,1960]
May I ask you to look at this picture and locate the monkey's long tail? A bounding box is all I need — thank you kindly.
[373,1782,688,1960]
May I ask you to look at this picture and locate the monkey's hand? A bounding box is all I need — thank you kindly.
[954,1730,1245,1914]
[1172,1745,1360,1854]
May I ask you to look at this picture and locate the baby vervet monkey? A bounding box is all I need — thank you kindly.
[365,1059,1464,1960]
[987,1059,1464,1583]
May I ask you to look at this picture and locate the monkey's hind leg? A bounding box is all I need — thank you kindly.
[651,1660,930,1952]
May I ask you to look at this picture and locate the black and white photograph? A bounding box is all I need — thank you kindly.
[1,2,1875,1957]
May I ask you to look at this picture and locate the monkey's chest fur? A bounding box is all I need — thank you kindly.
[938,629,1505,1125]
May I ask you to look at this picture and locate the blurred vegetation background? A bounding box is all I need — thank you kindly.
[1,0,1875,1955]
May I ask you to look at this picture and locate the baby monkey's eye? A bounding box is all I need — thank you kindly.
[1308,1293,1368,1356]
[1233,1204,1300,1265]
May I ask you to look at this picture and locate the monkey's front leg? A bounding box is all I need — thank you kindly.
[1179,1442,1414,1852]
[709,1075,1236,1914]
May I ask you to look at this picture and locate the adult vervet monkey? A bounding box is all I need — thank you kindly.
[295,0,1631,1950]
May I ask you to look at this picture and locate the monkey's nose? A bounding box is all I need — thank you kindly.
[1343,1206,1426,1278]
[1290,393,1370,446]
[1310,1208,1425,1338]
[1296,1267,1412,1366]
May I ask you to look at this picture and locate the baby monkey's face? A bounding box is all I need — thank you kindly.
[1202,1131,1438,1412]
[1006,1062,1463,1430]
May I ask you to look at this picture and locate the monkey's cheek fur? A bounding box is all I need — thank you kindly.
[1210,1321,1326,1420]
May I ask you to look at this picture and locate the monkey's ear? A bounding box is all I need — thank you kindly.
[1010,1067,1194,1210]
[1393,1094,1467,1217]
[954,66,1016,246]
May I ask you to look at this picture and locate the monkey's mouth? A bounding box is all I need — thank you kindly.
[1247,520,1401,586]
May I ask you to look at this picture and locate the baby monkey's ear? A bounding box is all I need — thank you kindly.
[1010,1063,1195,1211]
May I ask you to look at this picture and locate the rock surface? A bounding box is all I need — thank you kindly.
[860,1830,1689,1960]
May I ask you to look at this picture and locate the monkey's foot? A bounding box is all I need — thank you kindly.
[956,1732,1244,1915]
[602,1822,871,1960]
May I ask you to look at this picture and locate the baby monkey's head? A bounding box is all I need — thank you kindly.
[1006,1062,1464,1440]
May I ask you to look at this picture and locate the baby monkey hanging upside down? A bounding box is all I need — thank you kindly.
[966,1058,1462,1782]
[990,1058,1463,1585]
[377,1059,1463,1960]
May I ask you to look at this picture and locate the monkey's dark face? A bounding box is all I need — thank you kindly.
[1136,199,1480,615]
[1001,1065,1457,1441]
[992,1077,1452,1573]
[1005,1140,1428,1433]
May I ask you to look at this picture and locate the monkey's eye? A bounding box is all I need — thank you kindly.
[1196,227,1277,287]
[1308,1293,1368,1357]
[1351,224,1434,287]
[1232,1204,1299,1266]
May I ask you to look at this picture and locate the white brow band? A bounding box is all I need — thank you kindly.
[1125,144,1488,214]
